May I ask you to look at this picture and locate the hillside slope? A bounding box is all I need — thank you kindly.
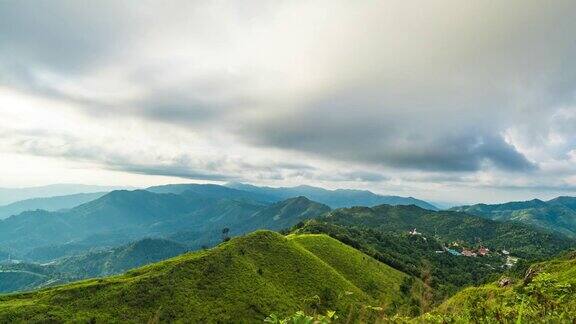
[0,231,421,322]
[430,253,576,322]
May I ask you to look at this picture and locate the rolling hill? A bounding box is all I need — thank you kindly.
[0,231,422,322]
[451,196,576,238]
[54,238,189,280]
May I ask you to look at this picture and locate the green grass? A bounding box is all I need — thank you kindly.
[0,230,419,323]
[425,253,576,322]
[290,234,423,316]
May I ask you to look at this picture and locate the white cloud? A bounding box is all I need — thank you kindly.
[0,0,575,203]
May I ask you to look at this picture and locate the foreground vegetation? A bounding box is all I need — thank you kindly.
[429,251,576,322]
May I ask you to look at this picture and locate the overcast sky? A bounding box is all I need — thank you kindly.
[1,0,576,204]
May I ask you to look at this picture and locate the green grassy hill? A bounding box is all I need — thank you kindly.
[289,234,422,315]
[428,252,576,322]
[0,231,421,323]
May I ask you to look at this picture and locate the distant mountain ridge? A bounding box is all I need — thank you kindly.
[0,192,107,220]
[0,182,436,222]
[451,196,576,237]
[225,182,438,210]
[0,188,331,259]
[0,184,132,205]
[147,183,276,202]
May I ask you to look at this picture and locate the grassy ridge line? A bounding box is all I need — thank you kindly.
[0,231,417,323]
[288,234,374,298]
[290,234,413,305]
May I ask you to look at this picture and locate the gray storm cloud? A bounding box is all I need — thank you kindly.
[0,0,575,200]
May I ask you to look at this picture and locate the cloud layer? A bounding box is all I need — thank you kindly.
[1,0,575,202]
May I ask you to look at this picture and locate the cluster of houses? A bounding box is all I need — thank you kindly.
[461,246,490,257]
[443,245,519,267]
[408,228,519,267]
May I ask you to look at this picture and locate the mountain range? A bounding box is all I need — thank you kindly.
[451,196,576,238]
[0,188,328,258]
[225,182,439,210]
[0,182,436,220]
